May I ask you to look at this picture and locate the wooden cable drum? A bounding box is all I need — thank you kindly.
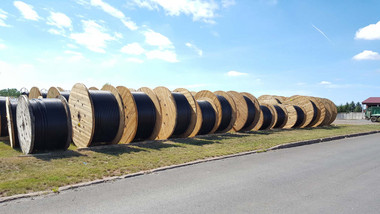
[6,97,19,148]
[29,87,47,99]
[194,90,222,134]
[138,87,162,140]
[190,91,197,96]
[16,95,72,154]
[284,96,315,128]
[282,104,303,129]
[0,97,8,137]
[258,95,282,105]
[47,87,70,101]
[214,91,237,133]
[227,91,248,132]
[258,104,276,130]
[116,86,158,142]
[194,91,219,135]
[272,104,288,129]
[324,98,337,125]
[69,83,124,148]
[153,87,177,140]
[115,86,137,144]
[318,98,332,126]
[240,92,261,131]
[307,96,326,127]
[172,88,199,138]
[88,87,99,90]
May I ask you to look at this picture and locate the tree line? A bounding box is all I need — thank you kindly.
[0,88,21,97]
[336,101,362,113]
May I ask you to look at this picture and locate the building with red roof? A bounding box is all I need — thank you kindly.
[362,97,380,107]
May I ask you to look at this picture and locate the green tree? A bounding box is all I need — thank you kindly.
[0,88,21,97]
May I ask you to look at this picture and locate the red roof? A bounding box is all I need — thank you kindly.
[362,97,380,105]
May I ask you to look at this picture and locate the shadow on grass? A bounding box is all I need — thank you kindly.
[171,132,251,146]
[89,145,145,156]
[132,141,183,151]
[33,149,87,161]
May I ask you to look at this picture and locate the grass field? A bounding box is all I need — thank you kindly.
[0,124,379,197]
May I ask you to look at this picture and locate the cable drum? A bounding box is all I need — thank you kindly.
[260,105,273,130]
[273,105,286,129]
[29,87,47,99]
[47,87,70,101]
[310,101,318,125]
[132,92,157,141]
[6,97,19,148]
[172,92,192,137]
[293,106,305,128]
[241,96,256,130]
[69,83,124,148]
[197,100,216,135]
[216,95,232,132]
[20,87,29,97]
[16,95,71,154]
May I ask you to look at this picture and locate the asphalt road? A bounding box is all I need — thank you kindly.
[1,133,380,214]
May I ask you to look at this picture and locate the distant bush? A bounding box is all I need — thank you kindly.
[0,88,21,97]
[337,101,362,113]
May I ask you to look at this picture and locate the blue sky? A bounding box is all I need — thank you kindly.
[0,0,379,104]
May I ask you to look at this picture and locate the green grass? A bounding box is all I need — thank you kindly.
[0,124,379,197]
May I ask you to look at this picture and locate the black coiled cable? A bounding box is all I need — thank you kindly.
[293,105,304,128]
[197,100,216,135]
[242,96,256,130]
[9,98,19,147]
[172,92,192,136]
[273,105,286,128]
[216,95,232,132]
[132,92,156,141]
[260,105,273,130]
[310,101,318,125]
[89,90,120,144]
[0,97,8,137]
[60,91,70,101]
[27,99,70,152]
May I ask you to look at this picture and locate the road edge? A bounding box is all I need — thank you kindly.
[1,130,379,203]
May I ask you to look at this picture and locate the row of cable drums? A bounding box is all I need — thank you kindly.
[0,83,337,154]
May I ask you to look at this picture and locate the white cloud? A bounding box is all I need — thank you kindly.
[13,1,40,21]
[133,0,219,23]
[0,43,6,49]
[47,12,72,29]
[47,12,72,36]
[90,0,138,30]
[222,0,235,8]
[70,20,116,53]
[319,81,331,85]
[145,49,178,62]
[227,70,248,76]
[144,29,173,48]
[353,50,380,61]
[185,42,203,56]
[0,9,11,27]
[355,21,380,40]
[121,42,145,55]
[127,57,144,63]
